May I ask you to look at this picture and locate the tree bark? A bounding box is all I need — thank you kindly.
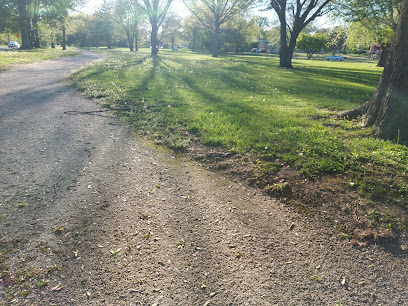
[341,0,408,142]
[277,1,291,67]
[17,0,31,49]
[211,22,220,57]
[62,25,66,50]
[135,29,139,51]
[128,33,134,52]
[34,29,40,48]
[151,20,159,56]
[107,29,112,49]
[377,44,390,67]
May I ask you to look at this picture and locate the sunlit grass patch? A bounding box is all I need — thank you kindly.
[0,48,81,70]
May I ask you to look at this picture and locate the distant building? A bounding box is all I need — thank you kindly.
[258,39,269,50]
[266,43,279,54]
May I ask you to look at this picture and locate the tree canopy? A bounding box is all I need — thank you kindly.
[297,33,328,59]
[184,0,252,57]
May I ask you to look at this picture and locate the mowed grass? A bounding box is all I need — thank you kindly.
[0,48,81,70]
[71,49,408,227]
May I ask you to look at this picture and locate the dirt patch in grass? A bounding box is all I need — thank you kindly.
[187,141,408,250]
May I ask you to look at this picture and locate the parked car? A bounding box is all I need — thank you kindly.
[8,41,20,49]
[326,55,344,61]
[258,48,267,53]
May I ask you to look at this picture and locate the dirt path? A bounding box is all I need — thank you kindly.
[0,53,407,305]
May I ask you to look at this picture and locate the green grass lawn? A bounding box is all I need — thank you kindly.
[0,48,81,70]
[71,48,408,236]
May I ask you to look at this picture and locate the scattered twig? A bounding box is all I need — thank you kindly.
[84,148,91,158]
[64,108,132,115]
[63,104,189,115]
[52,184,57,199]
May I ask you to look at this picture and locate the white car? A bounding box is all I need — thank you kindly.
[8,41,20,49]
[326,55,344,61]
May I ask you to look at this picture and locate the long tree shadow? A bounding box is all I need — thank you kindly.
[166,55,375,111]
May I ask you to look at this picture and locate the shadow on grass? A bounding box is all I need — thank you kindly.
[166,55,376,111]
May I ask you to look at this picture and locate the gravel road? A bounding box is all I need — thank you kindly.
[0,52,407,305]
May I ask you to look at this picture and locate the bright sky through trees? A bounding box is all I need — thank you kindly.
[80,0,335,28]
[81,0,189,15]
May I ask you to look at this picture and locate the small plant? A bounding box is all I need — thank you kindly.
[138,214,151,220]
[142,232,151,240]
[47,264,60,274]
[307,274,322,282]
[176,239,185,249]
[341,232,350,241]
[36,280,48,288]
[54,226,64,236]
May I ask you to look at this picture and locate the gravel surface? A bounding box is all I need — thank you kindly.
[0,52,407,305]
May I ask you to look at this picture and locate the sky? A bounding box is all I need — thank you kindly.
[80,0,275,20]
[81,0,190,16]
[79,0,335,28]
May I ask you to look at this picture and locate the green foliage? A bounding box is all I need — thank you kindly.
[221,15,260,53]
[297,33,328,59]
[345,22,373,53]
[337,0,400,46]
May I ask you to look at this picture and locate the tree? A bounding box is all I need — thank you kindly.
[335,0,401,66]
[115,0,143,51]
[340,0,408,142]
[184,0,252,57]
[297,33,327,59]
[139,0,173,56]
[326,27,347,53]
[222,15,259,53]
[183,14,208,52]
[95,0,114,49]
[161,13,181,50]
[267,0,332,67]
[344,21,373,53]
[0,0,18,35]
[13,0,32,49]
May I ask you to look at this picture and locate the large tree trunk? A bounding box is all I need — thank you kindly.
[107,29,112,49]
[62,25,66,50]
[277,1,293,68]
[128,33,134,52]
[17,0,31,49]
[279,43,293,67]
[377,44,390,67]
[341,0,408,142]
[34,29,40,48]
[135,29,139,51]
[151,19,159,57]
[211,22,220,57]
